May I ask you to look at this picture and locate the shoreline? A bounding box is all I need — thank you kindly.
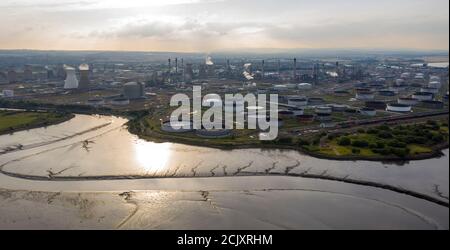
[0,112,75,136]
[131,128,449,163]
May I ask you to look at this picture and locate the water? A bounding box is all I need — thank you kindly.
[0,114,448,229]
[428,62,449,68]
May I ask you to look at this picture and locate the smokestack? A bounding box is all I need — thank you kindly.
[293,58,297,80]
[168,59,171,72]
[262,60,265,80]
[278,60,281,76]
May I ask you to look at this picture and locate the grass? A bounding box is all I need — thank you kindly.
[0,110,72,135]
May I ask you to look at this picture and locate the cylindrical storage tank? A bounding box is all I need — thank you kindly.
[289,108,304,116]
[430,76,440,82]
[395,79,405,86]
[378,90,396,96]
[420,100,444,109]
[196,129,232,138]
[389,86,406,93]
[278,110,295,118]
[401,73,411,79]
[330,104,347,112]
[334,90,350,96]
[298,83,312,90]
[429,81,442,89]
[386,103,412,113]
[161,121,193,133]
[356,89,375,100]
[315,113,332,122]
[87,98,105,106]
[288,97,308,107]
[307,97,325,106]
[359,107,377,116]
[123,82,144,99]
[285,83,297,89]
[420,87,439,94]
[315,106,332,114]
[297,114,315,123]
[412,92,434,101]
[111,98,130,106]
[273,85,288,91]
[398,97,419,106]
[365,101,387,110]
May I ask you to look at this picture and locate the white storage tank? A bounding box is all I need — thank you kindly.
[315,106,332,114]
[387,103,412,113]
[298,83,312,90]
[1,89,14,98]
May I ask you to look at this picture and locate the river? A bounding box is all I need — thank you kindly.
[0,114,448,229]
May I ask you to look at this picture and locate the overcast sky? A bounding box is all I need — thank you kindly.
[0,0,448,52]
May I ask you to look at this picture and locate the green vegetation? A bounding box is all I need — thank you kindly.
[307,120,449,159]
[0,110,73,135]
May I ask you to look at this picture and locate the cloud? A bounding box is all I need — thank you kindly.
[0,0,448,51]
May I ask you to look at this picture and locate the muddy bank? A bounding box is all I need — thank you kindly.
[0,186,447,230]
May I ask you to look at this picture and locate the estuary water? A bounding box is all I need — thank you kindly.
[0,114,448,229]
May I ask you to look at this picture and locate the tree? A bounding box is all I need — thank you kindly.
[338,137,351,146]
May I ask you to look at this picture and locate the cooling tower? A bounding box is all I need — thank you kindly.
[78,64,90,90]
[64,66,79,89]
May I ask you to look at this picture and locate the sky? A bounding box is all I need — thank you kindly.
[0,0,448,52]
